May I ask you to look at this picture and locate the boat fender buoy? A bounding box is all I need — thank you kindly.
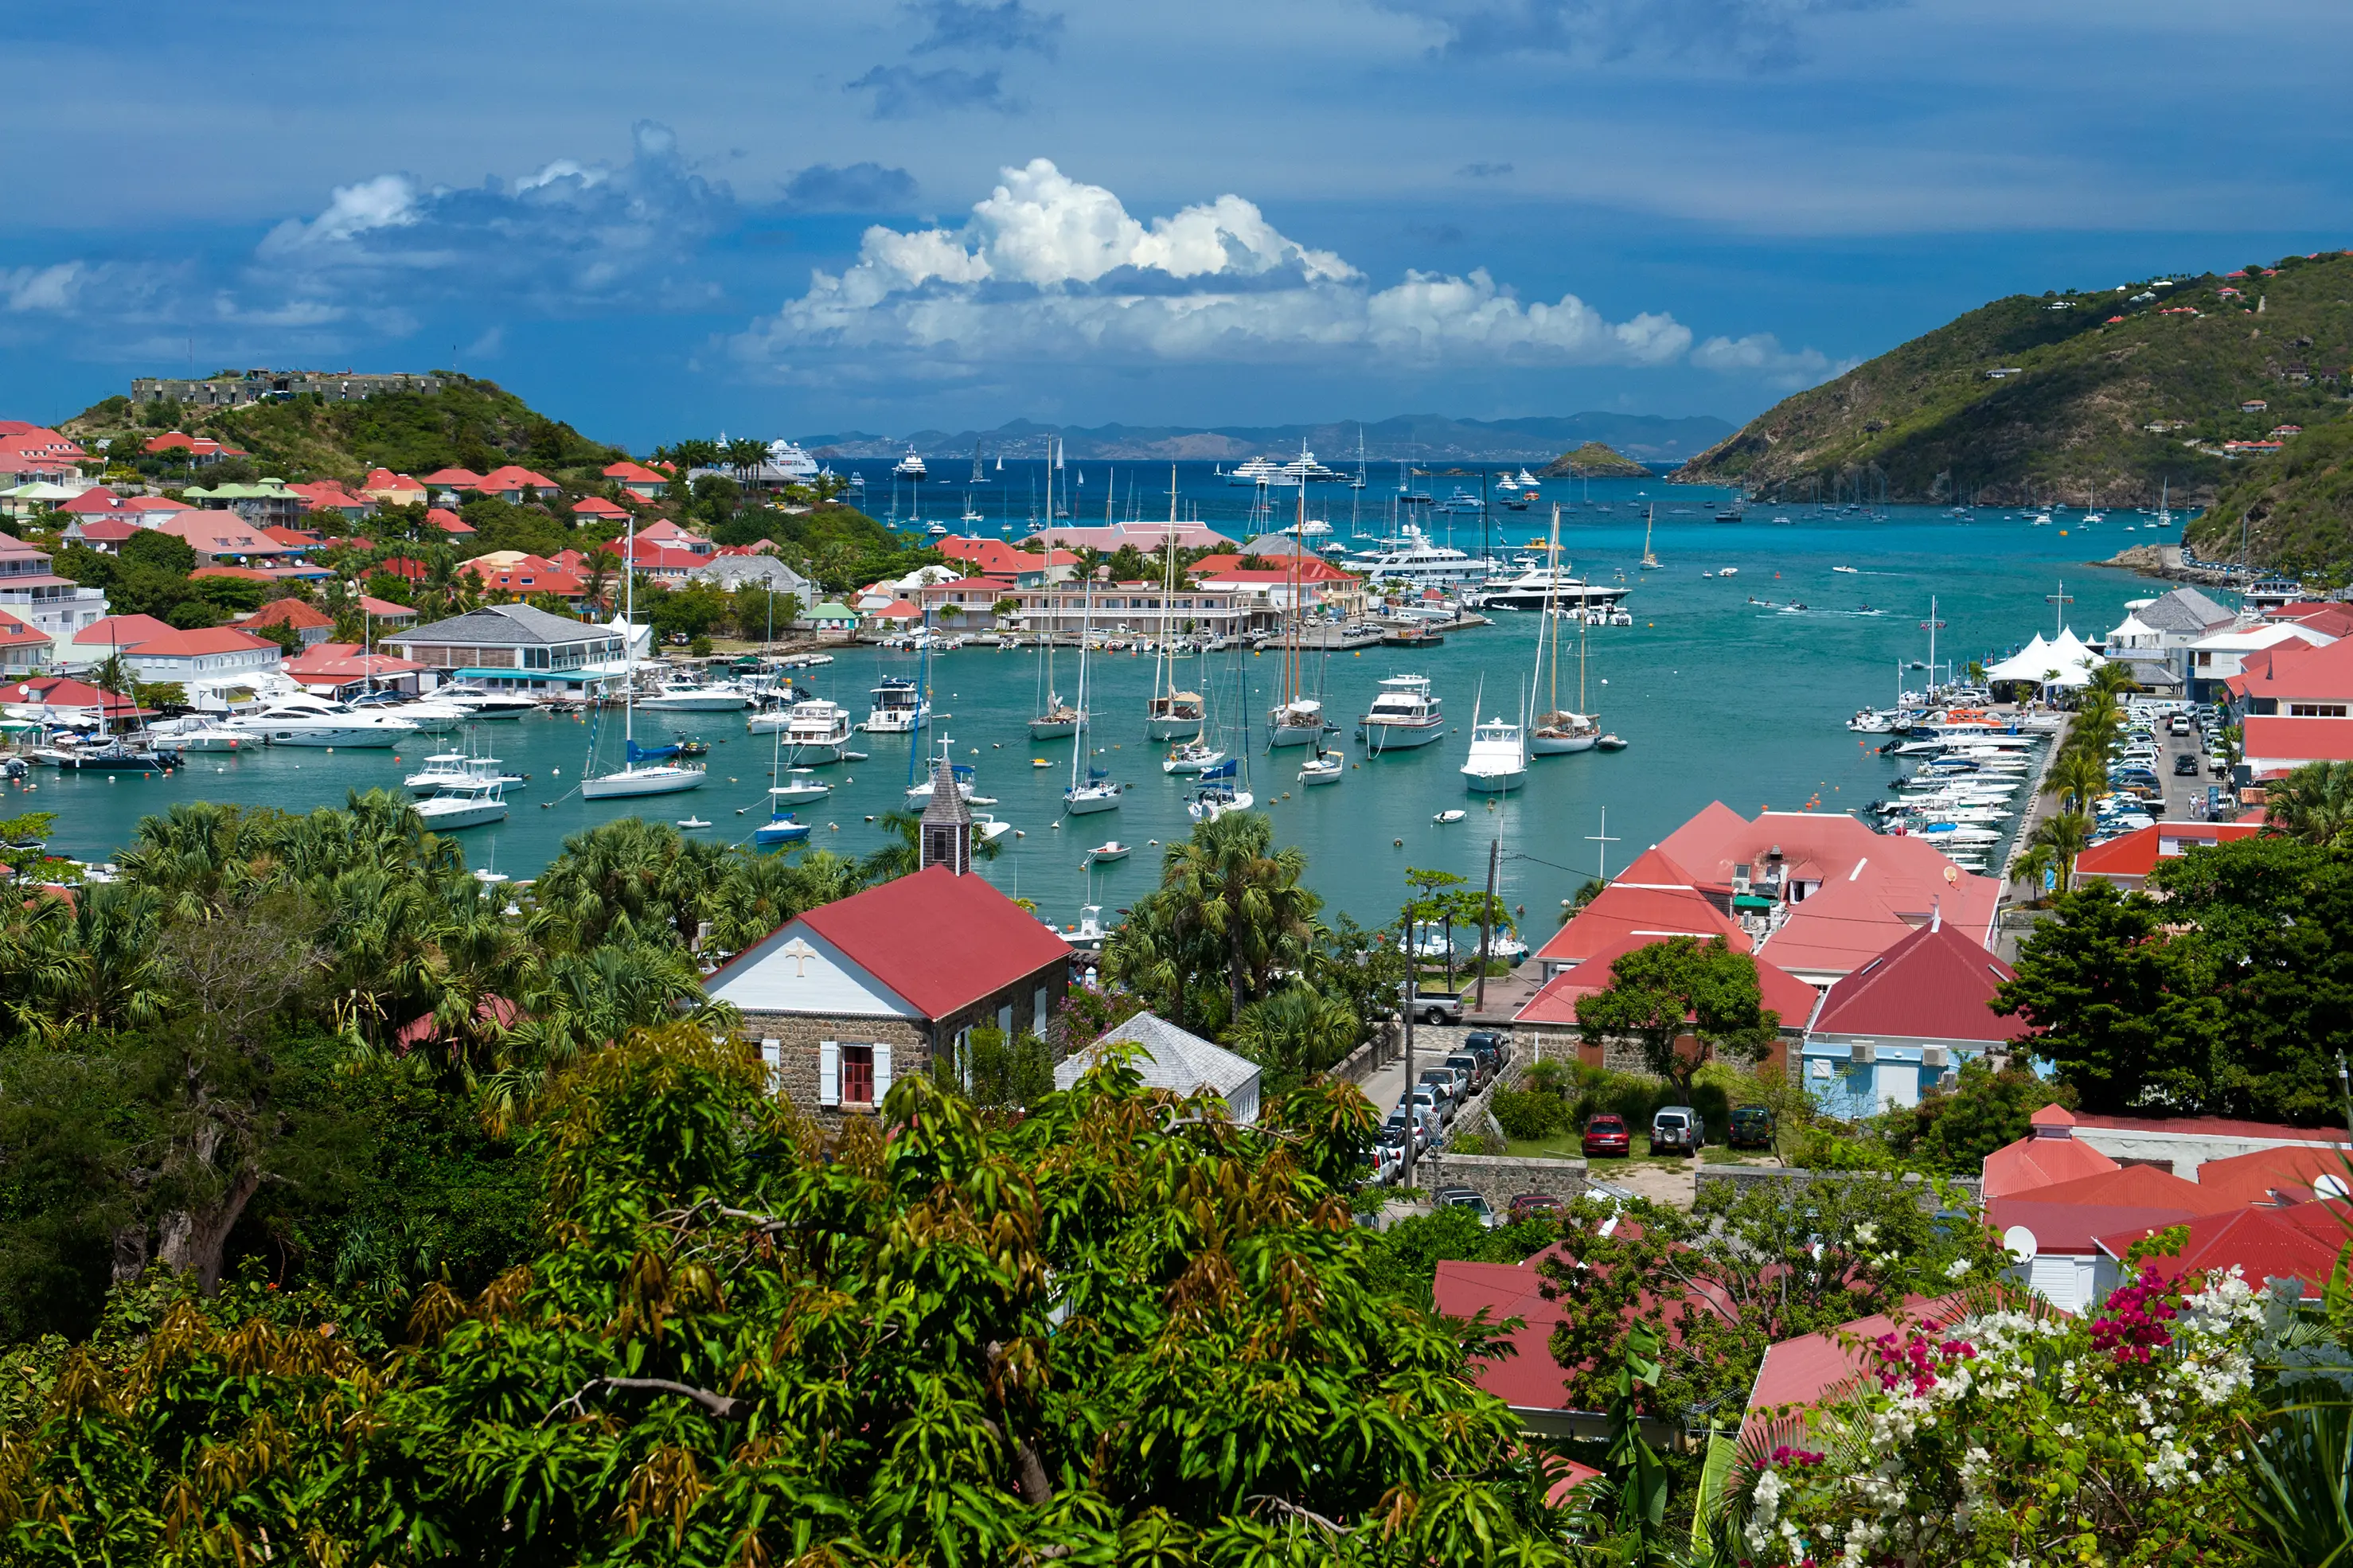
[1393,838,1403,847]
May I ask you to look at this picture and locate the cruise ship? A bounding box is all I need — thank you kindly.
[765,439,818,480]
[1342,526,1500,589]
[1470,565,1631,613]
[892,448,927,480]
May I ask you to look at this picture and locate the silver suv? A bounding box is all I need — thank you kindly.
[1650,1105,1704,1156]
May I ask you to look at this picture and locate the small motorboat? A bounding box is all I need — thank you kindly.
[1033,758,1053,768]
[1832,565,1859,575]
[1162,741,1227,775]
[1434,809,1466,824]
[754,811,813,848]
[1091,841,1130,863]
[770,770,832,802]
[1595,735,1627,751]
[675,817,711,829]
[1716,566,1738,577]
[1299,755,1344,786]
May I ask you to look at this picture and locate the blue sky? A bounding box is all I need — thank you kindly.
[6,0,2350,447]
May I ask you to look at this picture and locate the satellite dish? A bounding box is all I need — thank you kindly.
[2317,1174,2351,1201]
[2002,1224,2039,1264]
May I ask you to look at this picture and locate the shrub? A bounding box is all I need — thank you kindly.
[1492,1087,1566,1142]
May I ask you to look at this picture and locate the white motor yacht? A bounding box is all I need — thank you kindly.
[1473,567,1629,613]
[156,716,251,752]
[769,769,832,803]
[1460,714,1528,794]
[755,697,853,763]
[392,700,466,733]
[1162,741,1227,774]
[865,677,927,734]
[640,681,754,712]
[405,750,524,796]
[412,778,509,830]
[437,687,538,720]
[229,696,420,748]
[1358,676,1444,751]
[1343,526,1495,590]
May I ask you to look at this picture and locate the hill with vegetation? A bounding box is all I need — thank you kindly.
[63,375,624,490]
[1539,441,1649,478]
[2183,411,2353,576]
[1674,251,2353,507]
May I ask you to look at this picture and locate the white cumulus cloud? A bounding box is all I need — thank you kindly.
[2,263,85,314]
[1690,330,1851,388]
[738,158,1703,374]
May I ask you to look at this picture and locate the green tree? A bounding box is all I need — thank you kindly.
[0,1027,1576,1563]
[1995,879,2216,1113]
[119,527,196,575]
[1229,981,1360,1093]
[1121,812,1321,1028]
[1575,936,1781,1103]
[2265,761,2353,848]
[1879,1059,2074,1174]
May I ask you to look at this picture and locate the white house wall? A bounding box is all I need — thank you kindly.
[708,922,915,1019]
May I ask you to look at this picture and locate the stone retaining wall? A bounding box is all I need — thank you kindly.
[1419,1151,1590,1208]
[1693,1166,1982,1207]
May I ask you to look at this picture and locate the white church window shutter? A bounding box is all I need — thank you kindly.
[872,1043,893,1103]
[819,1040,841,1106]
[760,1038,782,1093]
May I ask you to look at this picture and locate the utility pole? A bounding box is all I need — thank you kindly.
[1397,918,1417,1191]
[1475,836,1500,1013]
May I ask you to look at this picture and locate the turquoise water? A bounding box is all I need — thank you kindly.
[21,475,2183,934]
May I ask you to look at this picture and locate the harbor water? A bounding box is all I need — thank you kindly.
[24,480,2175,936]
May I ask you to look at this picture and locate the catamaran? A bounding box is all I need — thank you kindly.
[581,517,707,800]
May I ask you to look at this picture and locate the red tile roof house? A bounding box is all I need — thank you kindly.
[1190,552,1368,614]
[703,863,1073,1119]
[358,468,428,507]
[473,466,562,505]
[0,608,51,670]
[570,495,630,525]
[240,598,337,649]
[57,517,142,553]
[420,467,485,498]
[2099,1201,2353,1297]
[1651,803,2002,989]
[634,517,714,555]
[1799,916,2027,1116]
[154,513,294,568]
[2070,819,2266,891]
[1985,1164,2211,1312]
[1516,923,1819,1074]
[358,595,419,627]
[1986,1103,2349,1195]
[142,431,248,463]
[622,538,712,583]
[423,507,476,536]
[0,676,145,727]
[603,461,669,500]
[1741,1293,1972,1439]
[113,626,283,687]
[283,642,429,698]
[287,480,377,523]
[457,554,588,601]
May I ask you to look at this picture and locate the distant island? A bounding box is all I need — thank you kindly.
[1673,252,2353,517]
[802,412,1733,466]
[1539,441,1649,478]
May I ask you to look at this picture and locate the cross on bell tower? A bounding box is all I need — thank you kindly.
[919,752,971,875]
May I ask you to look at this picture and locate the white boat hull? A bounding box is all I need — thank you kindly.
[1162,750,1227,774]
[1529,732,1598,755]
[1145,716,1202,740]
[1360,721,1444,751]
[786,740,849,764]
[240,724,414,747]
[1300,762,1344,786]
[865,713,927,734]
[1266,724,1324,748]
[640,694,755,712]
[413,801,509,829]
[174,731,248,751]
[1188,790,1255,822]
[1029,719,1082,739]
[1064,789,1122,815]
[581,765,707,799]
[1462,767,1525,794]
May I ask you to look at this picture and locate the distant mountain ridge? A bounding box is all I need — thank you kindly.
[801,412,1732,465]
[1673,251,2353,508]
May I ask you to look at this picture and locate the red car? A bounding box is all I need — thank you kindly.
[1582,1114,1632,1158]
[1507,1193,1564,1223]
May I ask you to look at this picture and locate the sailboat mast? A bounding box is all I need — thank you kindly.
[1070,576,1092,793]
[622,513,635,747]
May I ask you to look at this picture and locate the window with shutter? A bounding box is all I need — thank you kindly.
[873,1043,893,1102]
[819,1040,841,1106]
[840,1043,874,1106]
[760,1038,782,1093]
[997,1003,1012,1039]
[1032,985,1048,1032]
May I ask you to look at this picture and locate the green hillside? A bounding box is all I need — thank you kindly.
[2183,411,2353,576]
[1539,441,1649,478]
[63,375,625,488]
[1675,252,2353,507]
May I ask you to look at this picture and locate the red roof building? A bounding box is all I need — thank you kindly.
[112,626,283,682]
[938,536,1078,581]
[155,513,287,564]
[705,864,1074,1117]
[2071,820,2266,891]
[1516,927,1816,1071]
[57,517,143,552]
[1,676,142,723]
[603,460,669,498]
[622,538,712,580]
[1532,847,1752,976]
[241,598,337,648]
[424,506,475,536]
[357,595,417,625]
[420,466,485,490]
[283,642,428,696]
[0,608,48,669]
[1982,1105,2121,1200]
[1743,1294,1970,1435]
[1802,918,2024,1115]
[359,468,428,505]
[1986,1164,2212,1313]
[474,465,561,501]
[73,614,179,653]
[2195,1143,2353,1209]
[459,554,587,599]
[633,517,713,553]
[2244,715,2353,773]
[2099,1201,2353,1293]
[142,431,247,461]
[571,495,629,523]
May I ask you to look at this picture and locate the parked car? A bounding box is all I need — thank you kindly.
[1507,1192,1565,1223]
[2169,714,2193,735]
[1368,1135,1405,1185]
[1727,1106,1777,1149]
[1434,1186,1497,1228]
[1385,1108,1437,1154]
[1650,1105,1705,1156]
[1410,989,1463,1025]
[2173,752,2201,777]
[1446,1051,1489,1094]
[1462,1030,1510,1068]
[1407,1082,1454,1127]
[1582,1113,1633,1158]
[1424,1062,1471,1102]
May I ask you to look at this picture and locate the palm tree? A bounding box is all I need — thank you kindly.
[724,438,768,488]
[858,809,1004,883]
[2265,760,2353,848]
[2045,750,2109,815]
[2023,809,2094,895]
[1229,983,1359,1091]
[1153,811,1321,1025]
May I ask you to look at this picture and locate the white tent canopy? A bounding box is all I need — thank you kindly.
[1985,627,2104,688]
[1984,634,2054,683]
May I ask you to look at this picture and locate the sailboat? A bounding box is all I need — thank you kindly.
[1063,578,1121,816]
[1530,505,1599,755]
[1145,466,1205,739]
[582,517,708,800]
[1188,649,1255,819]
[1030,621,1084,738]
[753,717,813,847]
[1639,503,1660,570]
[970,443,987,484]
[1265,455,1326,748]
